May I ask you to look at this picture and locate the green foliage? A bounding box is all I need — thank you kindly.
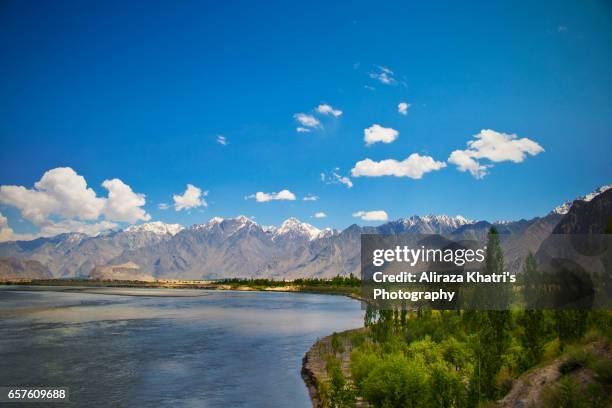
[350,346,381,390]
[592,358,612,385]
[439,336,471,372]
[541,376,587,408]
[361,355,430,408]
[554,309,588,348]
[217,274,361,290]
[406,336,441,365]
[519,309,545,367]
[430,361,467,407]
[331,332,344,354]
[341,233,611,407]
[324,355,355,408]
[559,348,593,374]
[520,252,547,368]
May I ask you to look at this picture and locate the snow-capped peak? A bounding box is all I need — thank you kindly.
[191,215,256,234]
[317,227,338,239]
[234,215,255,224]
[275,218,323,240]
[552,185,612,215]
[125,221,184,236]
[400,214,473,228]
[209,216,225,225]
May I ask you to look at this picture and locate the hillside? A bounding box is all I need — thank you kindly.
[0,186,609,281]
[0,257,52,280]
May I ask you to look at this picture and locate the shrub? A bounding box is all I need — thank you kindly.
[361,355,430,408]
[559,349,593,375]
[349,348,381,391]
[541,376,586,408]
[331,332,344,354]
[430,361,467,407]
[592,358,612,384]
[325,355,354,407]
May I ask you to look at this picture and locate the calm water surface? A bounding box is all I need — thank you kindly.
[0,286,363,407]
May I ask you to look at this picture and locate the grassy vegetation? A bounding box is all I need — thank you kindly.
[217,274,361,294]
[3,274,362,295]
[313,228,612,407]
[316,308,611,407]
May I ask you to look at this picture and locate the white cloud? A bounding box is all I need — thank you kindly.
[447,150,490,179]
[247,189,296,203]
[321,169,353,188]
[173,184,208,211]
[216,135,228,146]
[352,210,388,222]
[336,174,353,188]
[398,102,410,115]
[316,104,343,117]
[38,220,119,237]
[158,203,170,210]
[294,103,342,132]
[102,179,151,223]
[351,153,447,179]
[448,129,544,179]
[369,65,397,85]
[0,167,152,239]
[0,167,104,225]
[0,211,117,242]
[313,212,327,218]
[364,124,399,146]
[0,212,35,242]
[293,113,321,130]
[0,167,150,229]
[303,194,319,201]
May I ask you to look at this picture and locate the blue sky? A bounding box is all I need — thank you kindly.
[1,0,611,237]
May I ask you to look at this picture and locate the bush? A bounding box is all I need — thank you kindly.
[325,355,354,407]
[361,355,430,408]
[430,361,467,407]
[541,376,586,408]
[406,336,441,365]
[542,338,561,361]
[350,347,381,390]
[439,336,472,373]
[331,332,344,354]
[559,349,593,375]
[592,358,612,384]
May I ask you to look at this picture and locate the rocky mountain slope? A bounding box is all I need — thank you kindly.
[89,261,155,281]
[0,257,52,280]
[0,186,608,280]
[552,187,612,234]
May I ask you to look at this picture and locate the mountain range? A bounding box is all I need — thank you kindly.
[0,186,609,280]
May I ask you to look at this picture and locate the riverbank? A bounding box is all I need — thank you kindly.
[301,328,367,408]
[0,277,361,297]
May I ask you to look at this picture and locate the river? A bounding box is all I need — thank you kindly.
[0,286,364,407]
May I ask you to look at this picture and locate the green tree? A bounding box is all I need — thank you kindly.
[554,309,588,348]
[520,252,546,367]
[361,355,430,408]
[469,227,512,401]
[350,347,381,391]
[325,356,354,407]
[430,361,467,408]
